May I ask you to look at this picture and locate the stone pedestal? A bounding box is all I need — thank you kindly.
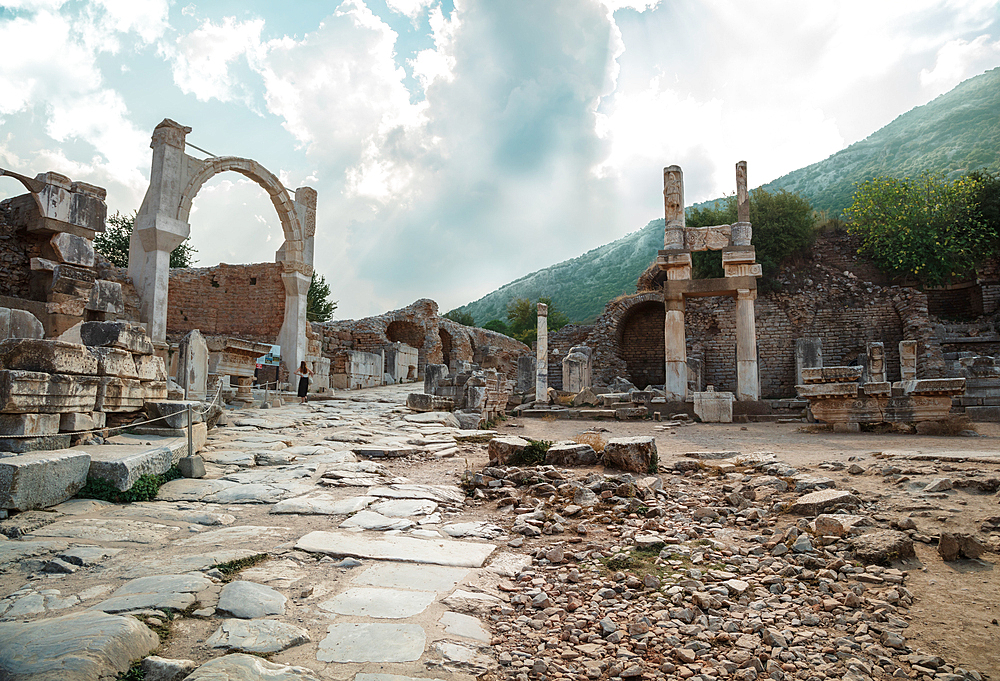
[867,342,886,383]
[561,346,592,394]
[535,303,548,400]
[693,387,734,423]
[234,376,254,405]
[664,294,686,401]
[735,288,759,401]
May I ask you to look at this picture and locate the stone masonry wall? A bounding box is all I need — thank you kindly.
[0,205,31,299]
[166,262,285,343]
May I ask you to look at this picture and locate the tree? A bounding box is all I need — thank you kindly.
[307,272,337,322]
[505,297,570,345]
[482,319,509,335]
[94,211,197,268]
[443,309,475,326]
[845,172,1000,287]
[686,188,816,287]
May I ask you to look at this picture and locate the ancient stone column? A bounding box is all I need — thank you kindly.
[735,288,759,401]
[276,265,311,382]
[536,303,548,400]
[663,166,685,250]
[732,161,752,247]
[664,293,687,401]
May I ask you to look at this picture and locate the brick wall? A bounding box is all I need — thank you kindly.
[167,262,285,343]
[0,201,34,299]
[619,300,665,388]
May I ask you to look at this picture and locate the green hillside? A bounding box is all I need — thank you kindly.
[457,67,1000,324]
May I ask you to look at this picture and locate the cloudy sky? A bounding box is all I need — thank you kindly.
[2,0,999,320]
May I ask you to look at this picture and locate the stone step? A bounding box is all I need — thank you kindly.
[296,530,496,568]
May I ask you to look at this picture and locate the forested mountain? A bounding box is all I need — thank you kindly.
[455,67,1000,324]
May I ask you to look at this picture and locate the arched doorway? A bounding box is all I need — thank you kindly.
[439,328,453,369]
[618,300,665,388]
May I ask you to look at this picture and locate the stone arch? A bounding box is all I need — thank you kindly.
[176,157,301,243]
[0,170,44,215]
[618,299,666,388]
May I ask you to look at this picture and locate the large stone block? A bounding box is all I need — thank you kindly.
[134,354,167,381]
[0,433,71,453]
[897,378,966,395]
[603,436,657,473]
[794,338,822,386]
[145,401,205,429]
[49,262,95,297]
[0,413,60,436]
[49,231,96,267]
[693,389,734,423]
[0,449,91,510]
[0,611,159,680]
[60,412,100,432]
[545,441,598,466]
[91,346,139,378]
[487,436,529,464]
[81,321,155,355]
[0,370,100,413]
[0,338,98,375]
[800,366,862,384]
[7,309,44,340]
[89,446,174,491]
[796,383,859,399]
[143,380,168,401]
[95,377,145,412]
[87,279,124,314]
[177,329,208,400]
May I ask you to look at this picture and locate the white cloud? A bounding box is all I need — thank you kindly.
[385,0,434,20]
[920,34,1000,97]
[166,17,266,103]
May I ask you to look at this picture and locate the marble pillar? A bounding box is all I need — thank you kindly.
[664,293,687,401]
[735,288,759,401]
[535,302,548,400]
[276,267,310,383]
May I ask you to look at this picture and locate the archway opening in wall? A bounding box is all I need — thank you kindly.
[439,328,453,369]
[618,300,666,388]
[186,175,283,267]
[386,320,424,347]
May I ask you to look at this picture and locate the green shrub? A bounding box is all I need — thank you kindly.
[508,439,553,466]
[78,466,182,504]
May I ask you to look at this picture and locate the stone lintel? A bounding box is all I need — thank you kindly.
[663,276,758,298]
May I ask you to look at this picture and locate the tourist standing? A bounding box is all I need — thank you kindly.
[294,361,314,404]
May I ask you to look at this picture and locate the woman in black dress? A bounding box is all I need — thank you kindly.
[294,361,314,404]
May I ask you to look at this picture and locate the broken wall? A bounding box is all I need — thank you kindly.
[166,263,285,344]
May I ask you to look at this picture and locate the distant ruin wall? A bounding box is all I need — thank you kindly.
[0,203,33,299]
[317,298,529,379]
[166,262,285,343]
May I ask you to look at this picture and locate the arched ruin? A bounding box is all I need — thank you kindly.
[128,119,316,376]
[617,298,665,388]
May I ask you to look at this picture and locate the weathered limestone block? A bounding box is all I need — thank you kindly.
[516,355,536,394]
[562,346,592,394]
[49,262,95,297]
[90,346,139,378]
[789,489,859,515]
[133,354,166,381]
[142,656,198,681]
[143,381,168,401]
[850,530,915,565]
[899,340,917,381]
[406,393,454,412]
[544,442,598,466]
[0,611,159,680]
[796,383,859,399]
[794,338,822,386]
[424,363,449,394]
[89,446,174,491]
[60,412,101,432]
[603,436,657,473]
[487,436,530,464]
[0,449,91,510]
[897,378,965,395]
[145,401,205,429]
[0,413,60,436]
[176,329,208,400]
[87,279,124,314]
[95,377,145,412]
[693,389,734,423]
[0,338,98,375]
[814,514,871,537]
[0,370,100,413]
[49,231,96,267]
[81,321,155,355]
[8,309,45,340]
[862,382,891,397]
[800,366,862,384]
[182,654,322,681]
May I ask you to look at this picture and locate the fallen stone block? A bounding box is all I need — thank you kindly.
[86,279,123,314]
[693,389,734,423]
[850,530,915,565]
[4,308,44,340]
[603,436,657,474]
[183,653,322,681]
[488,436,530,464]
[0,611,159,680]
[0,449,91,511]
[49,231,95,267]
[937,532,986,561]
[134,354,167,381]
[801,366,863,383]
[95,376,144,412]
[0,371,96,417]
[544,441,598,466]
[59,412,99,432]
[813,514,871,537]
[80,320,154,355]
[0,413,60,436]
[0,338,98,375]
[207,619,310,654]
[0,433,72,453]
[789,489,859,515]
[90,346,139,378]
[143,380,168,401]
[88,445,174,491]
[145,400,205,429]
[142,655,197,681]
[615,406,647,419]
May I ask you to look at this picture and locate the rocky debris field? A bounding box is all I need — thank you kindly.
[0,383,997,681]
